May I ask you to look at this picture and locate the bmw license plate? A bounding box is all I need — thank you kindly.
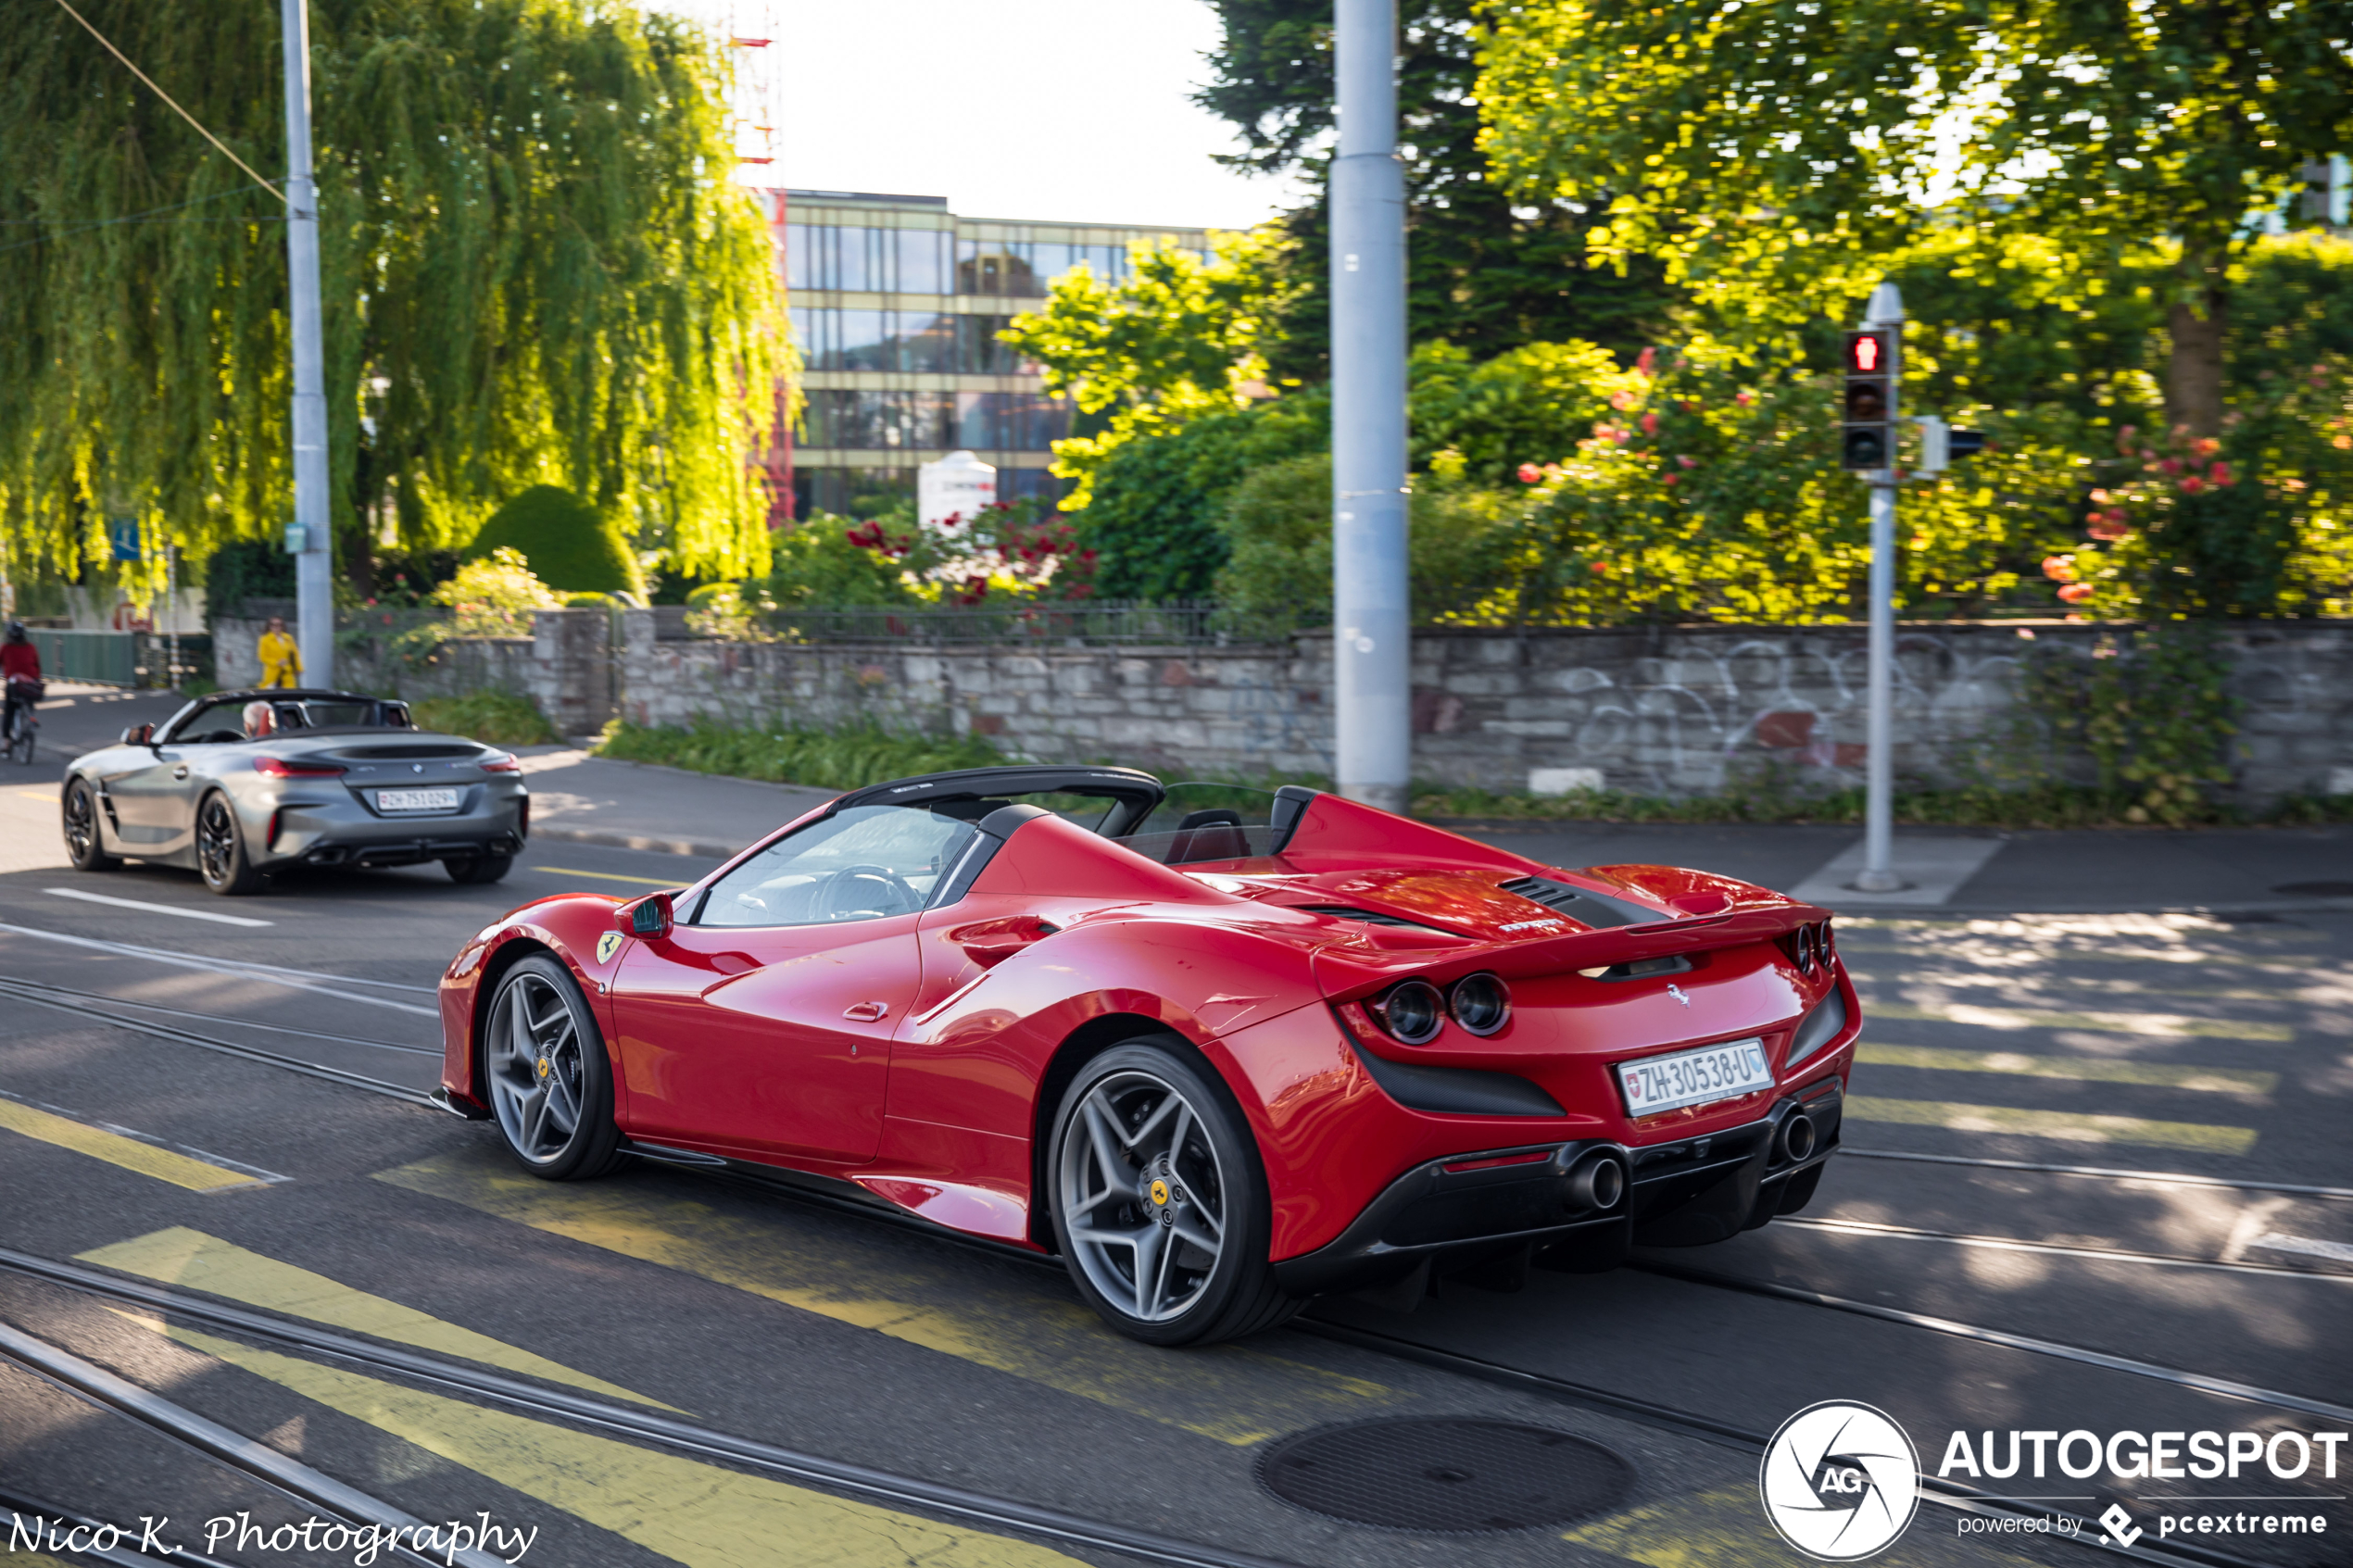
[1616,1037,1772,1117]
[376,787,460,813]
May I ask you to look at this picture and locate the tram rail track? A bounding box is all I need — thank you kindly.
[4,959,2344,1568]
[0,1245,2284,1568]
[0,1246,1303,1568]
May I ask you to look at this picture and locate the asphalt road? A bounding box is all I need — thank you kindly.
[2,775,2347,1568]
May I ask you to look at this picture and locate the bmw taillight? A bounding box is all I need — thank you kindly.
[254,756,345,778]
[480,753,522,773]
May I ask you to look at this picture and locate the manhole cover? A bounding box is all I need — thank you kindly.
[2274,881,2353,897]
[1255,1417,1632,1533]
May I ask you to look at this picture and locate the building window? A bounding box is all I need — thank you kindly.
[803,389,1064,453]
[787,224,951,295]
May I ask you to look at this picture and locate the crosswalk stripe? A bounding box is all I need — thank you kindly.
[1845,1096,2257,1155]
[375,1150,1399,1446]
[139,1320,1088,1568]
[1864,1000,2293,1042]
[1855,1043,2275,1096]
[0,1098,268,1191]
[79,1227,680,1411]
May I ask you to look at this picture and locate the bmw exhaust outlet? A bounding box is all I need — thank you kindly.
[1561,1149,1628,1214]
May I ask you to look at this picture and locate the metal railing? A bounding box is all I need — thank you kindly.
[751,599,1304,647]
[28,630,138,686]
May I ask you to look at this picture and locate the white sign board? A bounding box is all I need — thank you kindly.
[919,450,997,530]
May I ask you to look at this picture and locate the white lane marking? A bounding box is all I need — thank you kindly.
[1778,1215,2353,1280]
[45,887,273,927]
[2252,1233,2353,1264]
[0,922,439,1015]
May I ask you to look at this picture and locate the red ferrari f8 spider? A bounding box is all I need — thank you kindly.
[434,767,1858,1344]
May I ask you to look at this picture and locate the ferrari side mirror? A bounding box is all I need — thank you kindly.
[622,892,674,939]
[121,723,154,746]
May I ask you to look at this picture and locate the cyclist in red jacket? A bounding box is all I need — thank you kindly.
[2,622,42,753]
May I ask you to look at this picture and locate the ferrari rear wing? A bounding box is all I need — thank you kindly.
[1312,901,1832,1003]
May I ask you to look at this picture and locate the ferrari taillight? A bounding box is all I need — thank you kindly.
[254,756,345,778]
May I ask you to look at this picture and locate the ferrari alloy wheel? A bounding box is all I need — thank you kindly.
[1050,1041,1296,1346]
[62,780,119,872]
[445,854,513,884]
[485,955,624,1180]
[195,792,266,895]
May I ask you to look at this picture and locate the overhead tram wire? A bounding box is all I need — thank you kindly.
[46,0,287,203]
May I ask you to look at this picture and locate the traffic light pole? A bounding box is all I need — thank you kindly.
[1853,282,1906,894]
[1329,0,1411,812]
[282,0,333,689]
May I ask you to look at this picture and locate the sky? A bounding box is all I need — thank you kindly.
[661,0,1312,230]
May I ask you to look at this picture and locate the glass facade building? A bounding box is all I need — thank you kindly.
[766,190,1208,520]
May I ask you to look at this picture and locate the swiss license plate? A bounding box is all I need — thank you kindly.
[1617,1037,1773,1117]
[376,787,460,812]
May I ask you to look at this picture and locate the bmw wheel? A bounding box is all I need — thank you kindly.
[485,954,624,1180]
[446,854,513,884]
[1049,1040,1296,1346]
[195,791,266,895]
[62,779,119,872]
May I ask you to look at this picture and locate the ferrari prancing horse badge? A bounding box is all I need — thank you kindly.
[596,931,623,964]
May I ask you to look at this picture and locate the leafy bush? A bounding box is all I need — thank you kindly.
[596,718,1003,790]
[428,548,562,636]
[1209,454,1522,633]
[201,539,296,618]
[411,689,560,746]
[466,486,645,598]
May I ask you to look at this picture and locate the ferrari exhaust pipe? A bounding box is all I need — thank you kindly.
[1779,1111,1817,1164]
[1562,1151,1626,1213]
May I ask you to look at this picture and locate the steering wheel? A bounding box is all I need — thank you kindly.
[814,863,918,921]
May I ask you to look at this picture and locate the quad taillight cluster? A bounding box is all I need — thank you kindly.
[1779,921,1836,977]
[1368,972,1511,1044]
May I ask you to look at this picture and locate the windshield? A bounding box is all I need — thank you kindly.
[694,805,981,927]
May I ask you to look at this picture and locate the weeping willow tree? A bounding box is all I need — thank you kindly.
[0,0,788,597]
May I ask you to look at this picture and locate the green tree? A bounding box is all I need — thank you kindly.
[1195,0,1677,377]
[465,485,645,597]
[0,0,786,599]
[998,231,1294,511]
[1478,0,2353,437]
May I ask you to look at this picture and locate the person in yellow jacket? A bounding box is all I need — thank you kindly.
[257,616,302,688]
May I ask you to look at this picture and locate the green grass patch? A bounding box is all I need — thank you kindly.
[411,689,560,746]
[596,718,1005,791]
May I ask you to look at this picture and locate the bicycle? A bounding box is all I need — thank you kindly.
[4,676,41,765]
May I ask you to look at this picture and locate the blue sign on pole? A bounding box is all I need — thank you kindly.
[108,517,142,562]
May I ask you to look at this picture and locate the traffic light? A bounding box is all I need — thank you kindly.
[1917,418,1988,475]
[1841,329,1895,470]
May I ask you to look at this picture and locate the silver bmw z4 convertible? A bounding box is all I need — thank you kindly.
[61,687,529,895]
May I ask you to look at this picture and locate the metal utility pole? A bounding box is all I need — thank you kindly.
[1329,0,1410,812]
[282,0,332,688]
[1854,281,1905,893]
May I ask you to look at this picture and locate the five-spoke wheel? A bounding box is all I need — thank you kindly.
[195,791,264,894]
[485,955,623,1179]
[62,779,118,872]
[1049,1041,1294,1345]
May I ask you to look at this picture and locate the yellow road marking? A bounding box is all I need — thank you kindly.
[1846,1096,2258,1155]
[1856,1043,2275,1096]
[1866,1000,2293,1042]
[0,1099,263,1191]
[15,788,57,801]
[376,1150,1398,1445]
[138,1320,1088,1568]
[531,864,682,886]
[78,1227,680,1411]
[1564,1484,2040,1568]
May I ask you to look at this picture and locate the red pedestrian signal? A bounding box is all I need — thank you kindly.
[1840,330,1896,470]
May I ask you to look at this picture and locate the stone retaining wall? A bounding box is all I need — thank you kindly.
[211,608,2353,806]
